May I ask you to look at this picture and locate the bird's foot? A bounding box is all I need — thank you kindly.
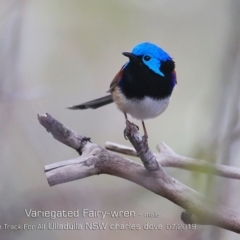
[124,120,139,140]
[136,135,149,155]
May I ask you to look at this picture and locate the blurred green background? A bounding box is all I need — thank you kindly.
[1,0,240,239]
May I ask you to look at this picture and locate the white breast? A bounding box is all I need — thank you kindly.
[123,96,170,120]
[112,87,170,120]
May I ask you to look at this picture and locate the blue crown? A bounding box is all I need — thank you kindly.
[132,42,172,61]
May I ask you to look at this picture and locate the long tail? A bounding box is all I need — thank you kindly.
[67,95,113,110]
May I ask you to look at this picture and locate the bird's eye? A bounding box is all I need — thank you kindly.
[143,55,151,61]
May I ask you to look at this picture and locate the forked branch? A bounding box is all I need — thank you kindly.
[105,142,240,180]
[38,113,240,233]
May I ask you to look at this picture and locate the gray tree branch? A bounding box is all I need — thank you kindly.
[38,113,240,233]
[105,142,240,180]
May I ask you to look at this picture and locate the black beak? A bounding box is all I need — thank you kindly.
[122,52,138,61]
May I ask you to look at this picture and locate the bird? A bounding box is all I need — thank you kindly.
[68,42,177,140]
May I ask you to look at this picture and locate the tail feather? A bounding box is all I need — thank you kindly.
[67,95,113,110]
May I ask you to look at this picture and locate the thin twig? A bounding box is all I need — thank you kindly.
[105,141,240,180]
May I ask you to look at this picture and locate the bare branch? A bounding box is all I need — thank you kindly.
[105,141,240,180]
[123,121,160,172]
[105,142,138,156]
[38,113,240,233]
[37,113,84,150]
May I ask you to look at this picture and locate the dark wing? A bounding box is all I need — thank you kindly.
[67,95,113,110]
[107,65,124,93]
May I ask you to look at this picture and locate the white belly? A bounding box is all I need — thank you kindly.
[113,88,170,120]
[123,96,170,120]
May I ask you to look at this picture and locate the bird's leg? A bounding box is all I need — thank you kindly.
[123,113,139,140]
[124,113,139,129]
[124,113,130,140]
[142,120,148,139]
[124,112,128,122]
